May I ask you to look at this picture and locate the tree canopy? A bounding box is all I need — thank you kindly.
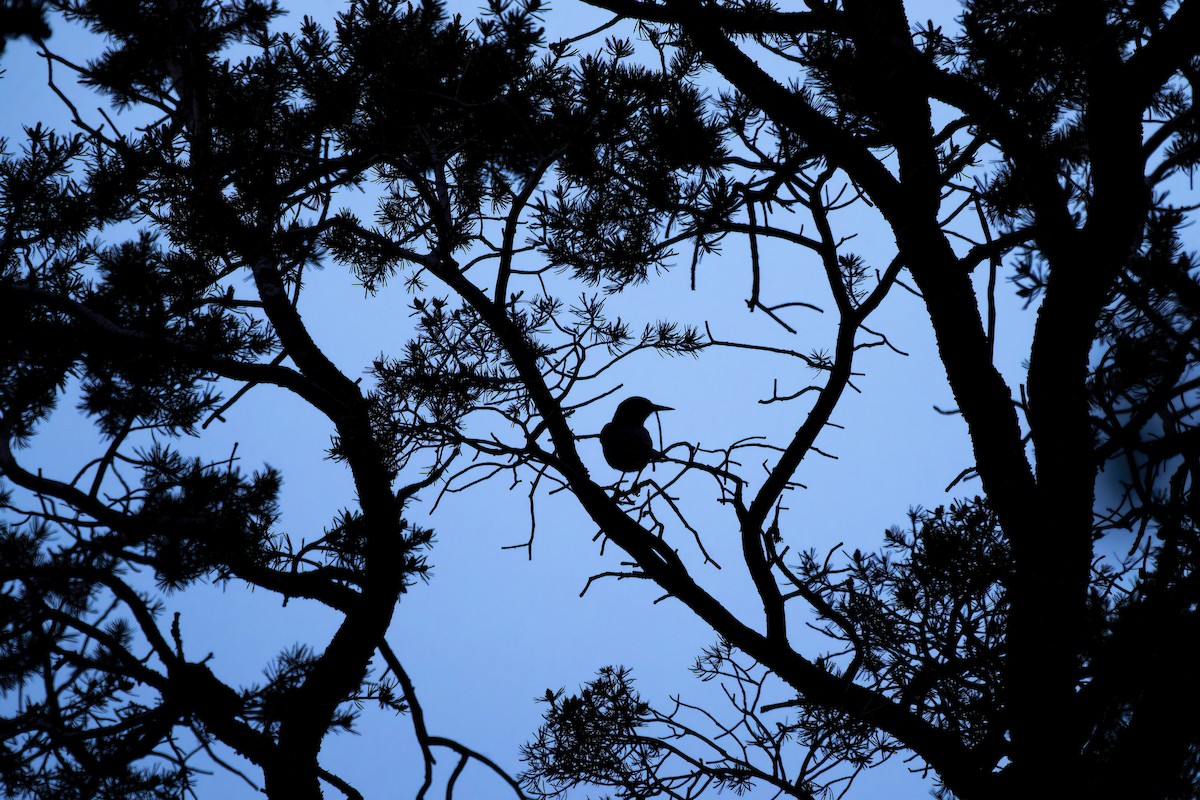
[2,1,1199,799]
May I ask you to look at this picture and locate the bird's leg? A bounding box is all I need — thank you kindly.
[607,475,641,505]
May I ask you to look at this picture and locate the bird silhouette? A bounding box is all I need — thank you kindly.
[600,396,673,473]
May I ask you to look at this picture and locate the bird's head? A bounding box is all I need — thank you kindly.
[613,396,673,424]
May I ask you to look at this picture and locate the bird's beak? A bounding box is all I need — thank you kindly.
[650,403,673,412]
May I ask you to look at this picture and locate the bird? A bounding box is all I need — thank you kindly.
[600,396,673,473]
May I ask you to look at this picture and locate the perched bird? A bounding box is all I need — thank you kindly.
[600,396,673,473]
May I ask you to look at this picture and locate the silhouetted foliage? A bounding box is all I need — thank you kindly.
[0,0,722,797]
[0,0,48,53]
[515,1,1200,799]
[2,0,1199,799]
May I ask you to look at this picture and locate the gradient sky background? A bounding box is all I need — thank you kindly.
[0,1,1096,798]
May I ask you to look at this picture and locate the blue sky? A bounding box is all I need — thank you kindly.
[0,2,1046,798]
